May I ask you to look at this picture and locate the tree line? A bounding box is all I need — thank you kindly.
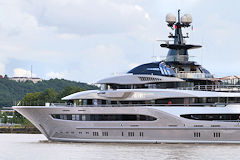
[0,86,88,126]
[0,77,98,107]
[20,86,84,106]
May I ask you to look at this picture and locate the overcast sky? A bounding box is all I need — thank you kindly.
[0,0,239,83]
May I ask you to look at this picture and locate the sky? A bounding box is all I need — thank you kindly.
[0,0,239,83]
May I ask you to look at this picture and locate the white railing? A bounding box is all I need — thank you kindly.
[179,85,240,92]
[47,103,229,108]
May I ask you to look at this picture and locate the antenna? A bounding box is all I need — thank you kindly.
[178,9,181,23]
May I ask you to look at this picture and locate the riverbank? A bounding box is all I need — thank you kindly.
[0,126,40,134]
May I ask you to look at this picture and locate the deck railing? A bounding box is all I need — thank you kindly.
[48,103,229,107]
[178,85,240,92]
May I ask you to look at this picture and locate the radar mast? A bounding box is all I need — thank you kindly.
[161,9,201,62]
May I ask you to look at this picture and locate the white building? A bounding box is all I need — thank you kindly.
[10,77,43,83]
[218,75,240,85]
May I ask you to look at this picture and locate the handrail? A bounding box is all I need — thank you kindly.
[17,101,240,107]
[178,85,240,91]
[48,103,230,107]
[17,100,234,107]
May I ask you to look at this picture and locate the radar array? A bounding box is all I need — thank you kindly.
[166,9,192,28]
[160,9,201,62]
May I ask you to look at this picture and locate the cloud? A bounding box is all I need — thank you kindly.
[13,68,36,77]
[0,63,5,75]
[57,33,79,40]
[0,53,8,75]
[0,44,23,52]
[0,0,239,83]
[0,1,45,37]
[49,44,130,82]
[22,0,151,35]
[45,71,66,79]
[128,63,140,70]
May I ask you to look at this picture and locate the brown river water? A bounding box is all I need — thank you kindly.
[0,134,240,160]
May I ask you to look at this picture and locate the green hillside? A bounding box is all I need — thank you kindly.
[0,77,98,107]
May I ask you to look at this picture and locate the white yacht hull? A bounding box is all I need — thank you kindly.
[13,105,240,143]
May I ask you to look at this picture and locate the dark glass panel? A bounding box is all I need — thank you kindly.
[52,114,157,121]
[181,114,240,121]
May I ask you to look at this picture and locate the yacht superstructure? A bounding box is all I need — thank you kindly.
[13,10,240,143]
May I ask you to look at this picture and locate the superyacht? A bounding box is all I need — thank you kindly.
[13,10,240,143]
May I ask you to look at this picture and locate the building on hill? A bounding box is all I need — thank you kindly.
[10,77,43,83]
[216,75,240,85]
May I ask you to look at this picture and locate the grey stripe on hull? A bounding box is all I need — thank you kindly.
[50,137,240,144]
[76,127,240,130]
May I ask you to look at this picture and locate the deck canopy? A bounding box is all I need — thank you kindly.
[96,74,184,85]
[62,89,240,101]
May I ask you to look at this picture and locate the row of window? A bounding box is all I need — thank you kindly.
[213,132,221,138]
[93,132,99,136]
[52,114,157,121]
[181,114,240,121]
[102,132,108,136]
[56,131,144,137]
[194,132,221,138]
[194,132,200,137]
[101,83,174,90]
[72,97,240,106]
[56,131,221,138]
[128,132,134,137]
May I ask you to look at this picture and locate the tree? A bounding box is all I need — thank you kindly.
[0,78,98,107]
[39,88,57,103]
[2,113,8,123]
[57,86,84,101]
[3,75,8,79]
[6,86,89,126]
[22,118,34,127]
[13,111,24,124]
[21,92,41,106]
[21,89,58,106]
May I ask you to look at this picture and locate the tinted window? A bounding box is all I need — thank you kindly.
[52,114,157,121]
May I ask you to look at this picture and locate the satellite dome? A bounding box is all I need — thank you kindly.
[166,13,176,25]
[184,14,192,24]
[181,15,188,25]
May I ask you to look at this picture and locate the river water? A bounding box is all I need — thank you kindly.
[1,134,240,160]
